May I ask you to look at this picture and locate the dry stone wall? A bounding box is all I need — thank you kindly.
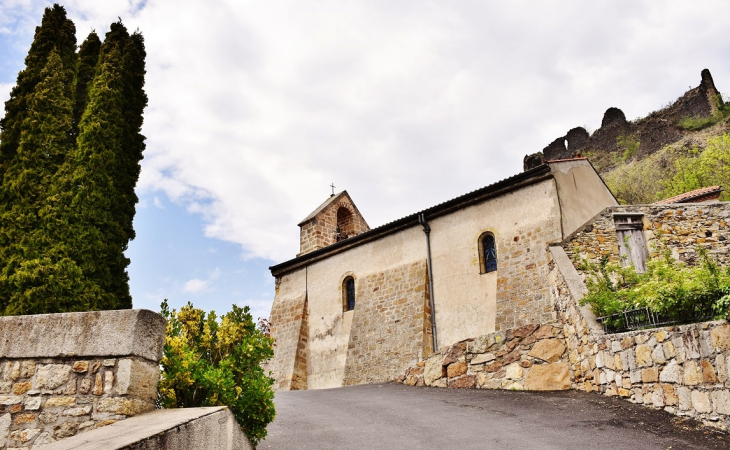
[0,309,165,448]
[397,323,571,392]
[343,261,432,386]
[564,203,730,270]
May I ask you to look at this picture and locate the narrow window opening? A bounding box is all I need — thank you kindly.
[479,232,497,274]
[343,277,356,311]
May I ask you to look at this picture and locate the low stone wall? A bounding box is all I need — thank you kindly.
[398,244,730,431]
[0,310,166,448]
[40,407,252,450]
[396,323,571,391]
[551,246,730,429]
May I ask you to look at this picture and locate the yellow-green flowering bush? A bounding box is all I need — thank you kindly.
[159,300,275,446]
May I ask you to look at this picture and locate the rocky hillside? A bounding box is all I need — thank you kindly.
[523,69,730,204]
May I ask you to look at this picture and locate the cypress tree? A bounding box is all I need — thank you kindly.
[0,50,88,314]
[43,45,130,311]
[0,4,76,181]
[73,31,101,137]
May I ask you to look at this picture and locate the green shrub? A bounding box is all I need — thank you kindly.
[158,300,275,446]
[617,133,640,162]
[580,248,730,325]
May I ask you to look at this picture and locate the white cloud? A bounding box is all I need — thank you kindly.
[5,0,730,265]
[182,268,220,294]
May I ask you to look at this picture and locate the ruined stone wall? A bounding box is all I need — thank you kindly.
[0,310,165,448]
[342,261,431,386]
[563,203,730,271]
[267,272,307,391]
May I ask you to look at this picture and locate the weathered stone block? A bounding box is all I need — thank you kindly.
[24,396,41,411]
[45,396,76,407]
[448,375,476,389]
[528,339,566,363]
[651,345,666,365]
[423,355,446,385]
[0,413,10,447]
[691,390,712,413]
[35,364,71,390]
[701,360,717,384]
[95,398,154,416]
[683,361,702,385]
[63,406,92,417]
[447,362,467,378]
[0,395,22,405]
[471,353,496,365]
[635,345,652,367]
[711,325,730,352]
[72,361,89,373]
[641,367,658,383]
[533,325,555,340]
[659,360,680,383]
[711,390,730,415]
[677,386,692,411]
[505,363,523,380]
[524,363,570,391]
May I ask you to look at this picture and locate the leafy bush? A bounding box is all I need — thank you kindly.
[662,133,730,201]
[159,300,275,446]
[580,247,730,325]
[616,133,640,162]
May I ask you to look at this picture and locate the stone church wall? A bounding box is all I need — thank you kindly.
[267,270,308,391]
[343,260,432,386]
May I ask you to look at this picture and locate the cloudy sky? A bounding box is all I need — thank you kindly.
[2,0,729,320]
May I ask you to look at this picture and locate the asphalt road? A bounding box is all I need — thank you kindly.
[261,383,728,450]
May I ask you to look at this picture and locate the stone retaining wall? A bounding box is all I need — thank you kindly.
[398,244,730,431]
[396,323,571,392]
[551,246,730,430]
[0,310,166,448]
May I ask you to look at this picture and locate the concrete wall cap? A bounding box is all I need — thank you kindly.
[0,309,166,362]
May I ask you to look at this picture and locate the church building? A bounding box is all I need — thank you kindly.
[268,158,618,390]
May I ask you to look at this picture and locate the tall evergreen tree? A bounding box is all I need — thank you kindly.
[0,9,146,314]
[73,31,101,137]
[0,50,88,314]
[0,4,76,181]
[43,45,130,311]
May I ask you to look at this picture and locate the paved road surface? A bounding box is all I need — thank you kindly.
[262,383,727,450]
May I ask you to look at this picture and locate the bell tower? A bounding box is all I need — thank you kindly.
[297,191,370,256]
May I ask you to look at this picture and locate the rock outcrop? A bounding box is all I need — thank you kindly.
[524,69,725,171]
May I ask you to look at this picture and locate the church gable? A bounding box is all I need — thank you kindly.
[298,191,370,256]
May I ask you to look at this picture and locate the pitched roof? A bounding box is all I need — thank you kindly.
[298,191,348,226]
[654,186,723,204]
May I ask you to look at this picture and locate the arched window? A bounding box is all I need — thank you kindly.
[343,276,356,311]
[480,233,497,274]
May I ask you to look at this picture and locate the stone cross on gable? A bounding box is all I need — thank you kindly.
[330,183,336,196]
